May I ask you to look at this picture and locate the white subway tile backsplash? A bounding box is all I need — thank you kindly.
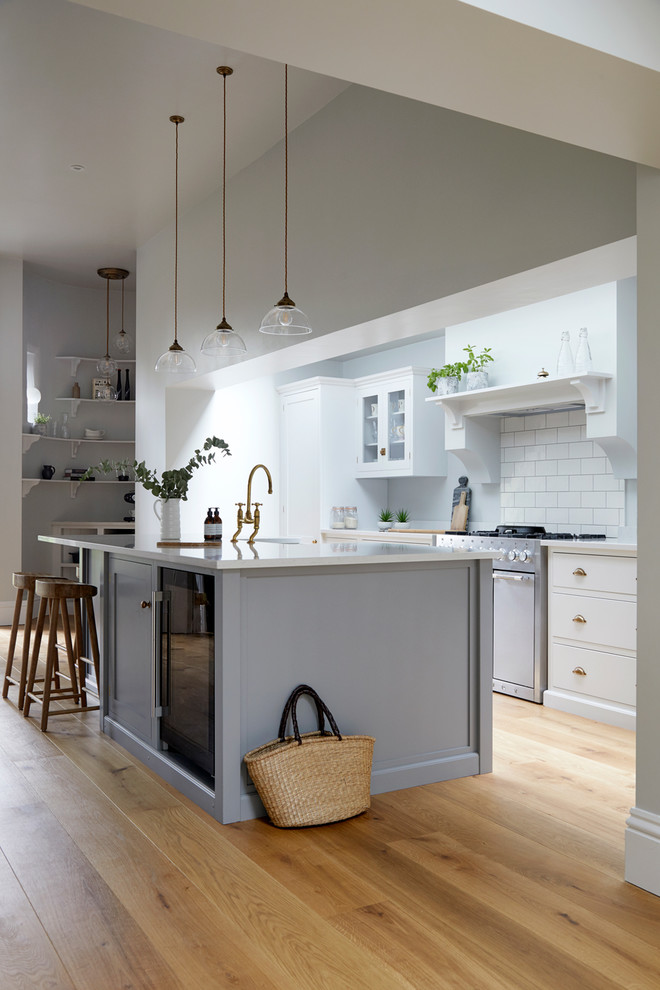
[569,507,594,525]
[524,477,547,492]
[557,426,582,442]
[579,457,608,474]
[545,412,570,428]
[545,443,570,460]
[514,430,538,446]
[513,461,535,477]
[499,409,624,533]
[568,441,594,459]
[570,475,594,492]
[557,492,581,507]
[594,508,621,527]
[546,475,569,491]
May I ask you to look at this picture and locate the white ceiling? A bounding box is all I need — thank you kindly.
[0,0,347,287]
[4,0,660,290]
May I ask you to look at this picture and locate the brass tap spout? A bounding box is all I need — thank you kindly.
[244,464,273,524]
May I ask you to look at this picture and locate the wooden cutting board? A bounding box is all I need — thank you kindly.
[450,491,468,532]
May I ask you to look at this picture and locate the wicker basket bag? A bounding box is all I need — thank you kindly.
[243,684,375,828]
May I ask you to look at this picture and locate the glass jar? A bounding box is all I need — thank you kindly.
[556,330,575,376]
[344,506,358,530]
[330,506,345,529]
[574,326,592,374]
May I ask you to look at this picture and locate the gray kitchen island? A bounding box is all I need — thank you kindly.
[41,533,495,823]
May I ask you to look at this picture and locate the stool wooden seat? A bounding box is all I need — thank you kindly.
[1,572,65,710]
[23,580,101,732]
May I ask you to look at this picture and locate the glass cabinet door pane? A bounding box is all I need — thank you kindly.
[362,393,379,464]
[387,388,406,462]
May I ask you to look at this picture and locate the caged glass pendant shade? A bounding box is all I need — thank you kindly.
[259,64,312,337]
[201,66,247,359]
[155,114,196,375]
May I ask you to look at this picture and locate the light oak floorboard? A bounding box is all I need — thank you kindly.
[1,625,658,989]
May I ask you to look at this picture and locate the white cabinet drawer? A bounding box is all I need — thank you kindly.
[551,553,636,596]
[551,592,636,652]
[551,643,636,706]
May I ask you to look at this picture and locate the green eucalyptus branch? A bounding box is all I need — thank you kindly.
[81,435,231,500]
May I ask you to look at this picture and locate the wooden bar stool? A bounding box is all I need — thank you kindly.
[23,580,101,732]
[1,572,64,710]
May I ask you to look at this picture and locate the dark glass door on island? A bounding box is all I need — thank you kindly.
[159,568,215,784]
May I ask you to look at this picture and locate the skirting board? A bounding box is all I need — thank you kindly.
[626,806,660,897]
[543,689,636,731]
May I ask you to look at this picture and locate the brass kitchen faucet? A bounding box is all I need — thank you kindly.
[231,464,273,544]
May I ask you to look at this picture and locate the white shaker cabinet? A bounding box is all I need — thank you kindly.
[354,367,446,478]
[277,377,373,540]
[543,546,637,729]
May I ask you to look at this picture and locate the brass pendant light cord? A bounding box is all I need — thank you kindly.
[284,63,288,298]
[105,277,110,357]
[222,69,227,321]
[120,278,125,332]
[173,116,180,345]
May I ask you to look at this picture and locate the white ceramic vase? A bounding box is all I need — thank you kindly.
[153,497,181,541]
[436,376,460,396]
[466,371,489,391]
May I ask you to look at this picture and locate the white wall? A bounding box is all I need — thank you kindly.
[0,257,23,620]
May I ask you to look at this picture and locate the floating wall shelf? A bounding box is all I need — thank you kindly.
[22,433,135,457]
[57,355,136,377]
[22,478,135,499]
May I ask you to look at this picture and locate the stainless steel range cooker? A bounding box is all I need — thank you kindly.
[436,525,606,703]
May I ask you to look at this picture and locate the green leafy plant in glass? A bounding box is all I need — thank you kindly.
[81,436,231,499]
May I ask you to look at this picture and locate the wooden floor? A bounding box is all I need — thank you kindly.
[1,626,659,989]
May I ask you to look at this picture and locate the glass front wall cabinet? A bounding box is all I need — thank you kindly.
[158,568,215,786]
[355,367,447,478]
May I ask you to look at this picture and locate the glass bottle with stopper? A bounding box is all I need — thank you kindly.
[556,331,575,376]
[574,327,592,374]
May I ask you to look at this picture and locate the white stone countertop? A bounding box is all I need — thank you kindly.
[541,538,637,553]
[40,533,498,572]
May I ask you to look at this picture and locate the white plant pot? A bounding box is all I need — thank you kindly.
[393,522,410,529]
[466,371,489,391]
[435,376,460,396]
[378,521,392,530]
[153,497,182,541]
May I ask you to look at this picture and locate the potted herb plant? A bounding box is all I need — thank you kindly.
[426,362,465,396]
[463,344,493,391]
[33,412,51,436]
[393,508,410,530]
[82,436,231,541]
[378,508,393,531]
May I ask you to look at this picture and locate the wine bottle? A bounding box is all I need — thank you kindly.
[124,368,131,401]
[213,507,222,542]
[204,507,214,542]
[116,368,123,401]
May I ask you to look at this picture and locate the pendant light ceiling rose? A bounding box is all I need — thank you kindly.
[259,63,312,337]
[97,267,130,375]
[201,65,247,359]
[155,114,196,374]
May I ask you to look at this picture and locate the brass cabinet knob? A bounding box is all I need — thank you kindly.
[140,600,151,609]
[572,666,587,676]
[572,614,587,623]
[573,567,587,576]
[380,447,386,456]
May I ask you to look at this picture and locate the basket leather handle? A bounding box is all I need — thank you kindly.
[278,684,343,745]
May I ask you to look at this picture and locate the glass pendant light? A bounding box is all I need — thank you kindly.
[113,272,132,355]
[201,66,246,358]
[259,64,312,336]
[97,267,129,375]
[155,115,196,375]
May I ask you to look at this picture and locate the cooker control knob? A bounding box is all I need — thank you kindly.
[507,548,519,561]
[497,547,506,560]
[518,549,531,562]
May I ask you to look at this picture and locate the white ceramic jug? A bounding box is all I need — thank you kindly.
[153,497,181,542]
